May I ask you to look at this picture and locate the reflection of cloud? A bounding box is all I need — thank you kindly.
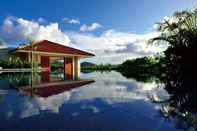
[20,101,39,118]
[6,111,13,118]
[0,71,169,119]
[71,112,79,117]
[34,91,72,113]
[81,104,100,113]
[0,90,8,95]
[70,72,169,104]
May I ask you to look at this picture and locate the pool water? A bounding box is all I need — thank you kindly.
[0,71,195,131]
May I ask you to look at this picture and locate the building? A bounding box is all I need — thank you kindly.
[11,40,94,80]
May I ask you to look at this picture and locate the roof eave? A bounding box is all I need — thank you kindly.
[14,49,95,58]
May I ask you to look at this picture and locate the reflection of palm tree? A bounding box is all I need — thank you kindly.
[149,79,197,130]
[26,38,34,88]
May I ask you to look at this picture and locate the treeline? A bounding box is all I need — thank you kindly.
[117,56,166,81]
[81,56,166,82]
[81,63,119,71]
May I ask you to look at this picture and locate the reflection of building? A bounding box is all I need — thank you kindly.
[11,40,94,80]
[22,80,95,97]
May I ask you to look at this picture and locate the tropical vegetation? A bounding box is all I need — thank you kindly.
[81,62,118,71]
[150,9,197,89]
[117,56,166,82]
[0,55,31,68]
[147,9,197,130]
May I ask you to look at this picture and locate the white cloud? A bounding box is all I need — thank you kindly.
[80,23,102,32]
[69,30,166,64]
[1,16,70,45]
[37,17,47,24]
[0,17,167,64]
[62,18,80,24]
[69,19,80,24]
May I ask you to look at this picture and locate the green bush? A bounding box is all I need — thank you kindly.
[0,55,31,68]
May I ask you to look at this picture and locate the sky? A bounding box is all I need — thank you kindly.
[0,0,197,64]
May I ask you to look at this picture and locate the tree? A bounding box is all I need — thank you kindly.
[151,9,197,48]
[150,9,197,84]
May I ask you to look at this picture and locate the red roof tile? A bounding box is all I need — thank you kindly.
[17,40,94,56]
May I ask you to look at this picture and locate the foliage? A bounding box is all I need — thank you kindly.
[81,63,118,71]
[117,56,166,82]
[148,9,197,130]
[0,72,31,87]
[150,9,197,82]
[0,55,31,68]
[81,56,166,82]
[51,61,64,71]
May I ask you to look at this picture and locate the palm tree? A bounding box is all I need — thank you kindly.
[151,9,197,48]
[149,9,197,128]
[150,9,197,88]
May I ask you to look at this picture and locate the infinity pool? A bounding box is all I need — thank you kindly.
[0,71,193,131]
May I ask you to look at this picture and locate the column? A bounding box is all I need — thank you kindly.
[74,56,80,80]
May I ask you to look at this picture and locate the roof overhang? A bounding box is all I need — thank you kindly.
[14,49,93,58]
[12,40,95,58]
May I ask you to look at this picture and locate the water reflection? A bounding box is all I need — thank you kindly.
[0,71,194,131]
[0,72,197,131]
[153,79,197,131]
[0,71,64,88]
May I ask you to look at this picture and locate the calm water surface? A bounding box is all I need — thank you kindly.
[0,71,193,131]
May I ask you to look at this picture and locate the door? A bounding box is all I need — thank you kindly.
[64,58,73,80]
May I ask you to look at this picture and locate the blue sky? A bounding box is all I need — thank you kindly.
[0,0,197,63]
[0,0,196,33]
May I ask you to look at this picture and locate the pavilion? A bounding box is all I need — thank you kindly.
[11,40,94,80]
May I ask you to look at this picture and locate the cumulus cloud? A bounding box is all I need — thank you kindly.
[37,17,47,24]
[62,18,80,24]
[0,17,167,64]
[80,23,102,32]
[69,30,166,64]
[1,16,70,45]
